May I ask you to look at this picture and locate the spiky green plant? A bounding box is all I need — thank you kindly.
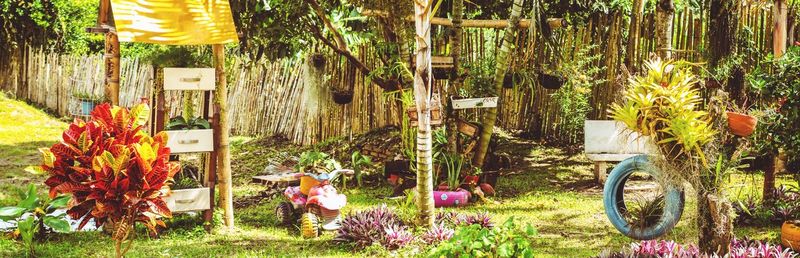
[609,59,716,167]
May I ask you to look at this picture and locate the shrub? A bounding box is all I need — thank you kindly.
[428,217,536,258]
[436,211,494,229]
[39,103,179,258]
[334,205,411,250]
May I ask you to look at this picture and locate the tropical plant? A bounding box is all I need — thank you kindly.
[0,184,71,257]
[333,205,409,250]
[609,58,716,166]
[165,116,211,130]
[427,217,536,258]
[295,150,341,174]
[72,91,103,102]
[39,103,180,258]
[440,153,464,190]
[421,223,454,244]
[623,194,665,230]
[351,151,372,187]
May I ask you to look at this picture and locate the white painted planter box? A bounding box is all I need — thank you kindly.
[165,129,214,153]
[451,97,498,109]
[163,68,216,91]
[164,187,210,213]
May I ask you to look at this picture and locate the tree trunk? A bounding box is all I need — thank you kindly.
[774,0,788,58]
[412,0,435,228]
[697,192,733,254]
[446,0,464,154]
[212,44,234,230]
[472,0,525,168]
[655,0,675,59]
[763,153,777,204]
[625,0,645,71]
[709,0,739,67]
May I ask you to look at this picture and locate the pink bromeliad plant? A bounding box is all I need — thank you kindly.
[627,238,797,258]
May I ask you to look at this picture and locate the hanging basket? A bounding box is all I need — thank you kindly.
[503,72,514,88]
[406,94,443,126]
[432,67,452,80]
[332,91,354,105]
[726,111,757,137]
[538,73,565,90]
[310,54,326,69]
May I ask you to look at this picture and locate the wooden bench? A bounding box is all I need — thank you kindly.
[584,120,655,184]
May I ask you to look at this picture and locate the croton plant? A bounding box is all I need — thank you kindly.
[38,103,179,257]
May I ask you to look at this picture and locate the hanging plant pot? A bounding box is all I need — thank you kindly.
[782,221,800,251]
[456,118,480,137]
[332,91,353,105]
[432,67,452,80]
[502,72,514,89]
[310,54,326,69]
[433,188,471,207]
[726,111,757,137]
[538,73,565,90]
[705,78,721,89]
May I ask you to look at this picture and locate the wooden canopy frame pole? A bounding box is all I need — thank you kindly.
[105,32,121,105]
[212,44,234,230]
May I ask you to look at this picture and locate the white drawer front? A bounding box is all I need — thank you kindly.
[165,188,210,213]
[163,68,216,91]
[166,129,214,153]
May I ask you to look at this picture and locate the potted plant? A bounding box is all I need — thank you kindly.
[164,116,213,154]
[726,111,758,137]
[332,90,354,105]
[537,72,566,90]
[783,220,800,251]
[434,153,470,207]
[73,91,103,115]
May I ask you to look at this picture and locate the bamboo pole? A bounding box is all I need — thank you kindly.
[212,44,234,230]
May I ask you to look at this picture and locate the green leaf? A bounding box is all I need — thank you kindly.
[0,206,27,220]
[18,184,40,209]
[48,195,71,210]
[17,216,35,244]
[43,216,71,233]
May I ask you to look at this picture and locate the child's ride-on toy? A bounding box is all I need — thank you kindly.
[275,169,352,238]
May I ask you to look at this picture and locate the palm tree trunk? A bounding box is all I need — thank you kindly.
[472,0,525,168]
[412,0,435,228]
[446,0,465,153]
[655,0,674,59]
[212,44,234,230]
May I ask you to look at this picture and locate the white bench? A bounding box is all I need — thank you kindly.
[584,120,655,184]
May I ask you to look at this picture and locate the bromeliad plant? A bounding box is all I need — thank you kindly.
[164,116,211,130]
[39,103,180,258]
[609,59,716,166]
[0,184,71,257]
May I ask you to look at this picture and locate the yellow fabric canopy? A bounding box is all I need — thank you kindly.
[110,0,239,45]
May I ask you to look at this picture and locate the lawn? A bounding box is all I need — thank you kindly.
[0,94,788,257]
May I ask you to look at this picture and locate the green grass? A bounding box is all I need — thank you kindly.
[0,94,789,257]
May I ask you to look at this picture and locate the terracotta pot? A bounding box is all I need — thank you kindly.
[726,111,758,137]
[782,221,800,250]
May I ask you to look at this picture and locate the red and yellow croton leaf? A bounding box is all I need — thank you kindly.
[40,103,180,235]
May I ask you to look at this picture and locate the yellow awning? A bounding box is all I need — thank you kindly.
[110,0,239,45]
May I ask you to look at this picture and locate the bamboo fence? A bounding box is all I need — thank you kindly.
[0,4,778,145]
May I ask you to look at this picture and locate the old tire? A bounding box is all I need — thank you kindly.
[301,212,320,238]
[275,202,294,225]
[603,155,685,240]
